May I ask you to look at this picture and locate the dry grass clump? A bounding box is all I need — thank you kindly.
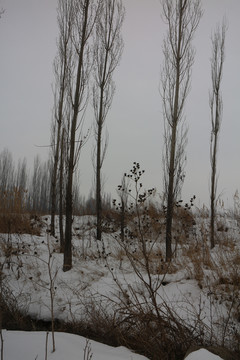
[174,206,196,231]
[0,237,28,262]
[101,207,134,233]
[180,236,212,287]
[0,213,41,235]
[78,295,198,360]
[0,275,32,330]
[213,243,240,282]
[212,247,240,318]
[181,214,240,325]
[0,187,42,235]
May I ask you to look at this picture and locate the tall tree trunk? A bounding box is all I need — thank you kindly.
[96,118,102,240]
[50,124,61,237]
[59,129,65,252]
[210,133,217,249]
[63,0,90,271]
[165,121,177,261]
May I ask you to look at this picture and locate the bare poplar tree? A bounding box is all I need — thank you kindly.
[15,158,27,192]
[209,19,227,249]
[0,149,14,194]
[63,0,101,271]
[161,0,202,261]
[31,155,41,212]
[92,0,124,241]
[50,0,73,237]
[30,156,51,213]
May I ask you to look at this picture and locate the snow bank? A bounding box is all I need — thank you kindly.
[1,330,149,360]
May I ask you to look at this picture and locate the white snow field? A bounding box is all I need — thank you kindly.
[0,330,224,360]
[1,330,225,360]
[1,330,148,360]
[1,212,239,359]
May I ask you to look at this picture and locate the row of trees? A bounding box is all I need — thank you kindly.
[49,0,124,271]
[0,149,51,214]
[160,0,226,260]
[0,148,111,216]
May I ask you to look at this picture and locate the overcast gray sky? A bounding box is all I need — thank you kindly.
[0,0,240,208]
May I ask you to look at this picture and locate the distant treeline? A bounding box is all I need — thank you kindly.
[0,148,111,215]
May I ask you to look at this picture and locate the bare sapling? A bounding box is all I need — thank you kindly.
[24,225,59,353]
[83,339,93,360]
[46,232,57,352]
[45,331,49,360]
[117,175,130,245]
[106,163,197,358]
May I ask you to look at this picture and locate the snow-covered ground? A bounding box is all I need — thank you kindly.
[1,330,223,360]
[1,213,240,359]
[1,330,148,360]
